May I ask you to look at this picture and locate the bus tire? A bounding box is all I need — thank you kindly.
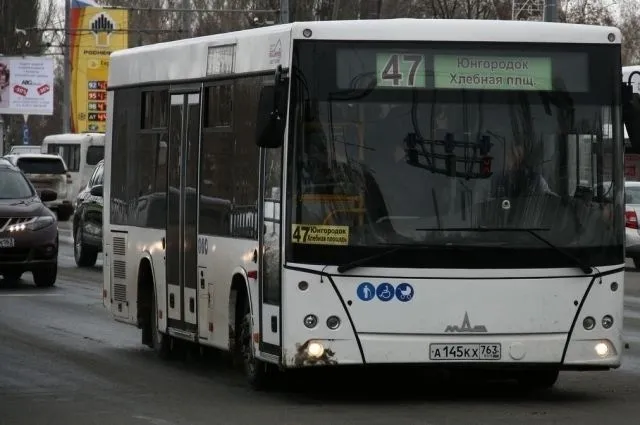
[151,287,173,360]
[239,300,274,390]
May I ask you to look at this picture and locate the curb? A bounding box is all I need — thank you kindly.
[60,236,74,245]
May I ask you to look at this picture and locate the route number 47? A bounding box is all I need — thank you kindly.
[377,53,426,88]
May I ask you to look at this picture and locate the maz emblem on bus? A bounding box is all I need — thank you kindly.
[444,312,488,333]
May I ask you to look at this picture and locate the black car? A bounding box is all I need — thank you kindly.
[73,159,103,267]
[0,158,58,287]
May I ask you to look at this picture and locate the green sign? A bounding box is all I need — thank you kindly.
[434,55,552,91]
[376,53,426,89]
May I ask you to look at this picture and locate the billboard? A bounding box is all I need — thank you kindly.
[69,4,128,133]
[0,56,54,115]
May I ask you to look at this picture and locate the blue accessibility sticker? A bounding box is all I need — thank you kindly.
[376,282,395,302]
[395,283,414,302]
[356,282,376,301]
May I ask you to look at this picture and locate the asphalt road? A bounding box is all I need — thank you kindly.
[2,223,640,424]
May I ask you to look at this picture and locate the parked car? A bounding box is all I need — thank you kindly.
[73,159,103,267]
[624,181,640,268]
[3,153,74,221]
[0,158,58,287]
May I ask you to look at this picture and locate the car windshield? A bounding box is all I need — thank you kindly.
[625,185,640,204]
[17,157,66,174]
[286,40,624,269]
[0,169,35,199]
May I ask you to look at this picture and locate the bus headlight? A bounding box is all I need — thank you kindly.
[583,316,596,330]
[307,341,324,358]
[303,314,318,328]
[326,315,341,330]
[602,315,614,329]
[595,342,609,357]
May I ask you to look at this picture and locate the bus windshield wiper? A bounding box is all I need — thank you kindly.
[337,245,426,274]
[415,227,593,274]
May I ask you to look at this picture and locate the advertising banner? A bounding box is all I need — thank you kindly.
[69,4,128,133]
[0,56,54,115]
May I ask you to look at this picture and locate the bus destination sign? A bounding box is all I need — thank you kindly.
[434,55,553,91]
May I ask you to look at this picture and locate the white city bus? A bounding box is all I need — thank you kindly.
[103,19,631,390]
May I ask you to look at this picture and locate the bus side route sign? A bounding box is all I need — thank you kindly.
[291,224,350,246]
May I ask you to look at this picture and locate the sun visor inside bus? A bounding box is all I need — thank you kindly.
[623,82,640,153]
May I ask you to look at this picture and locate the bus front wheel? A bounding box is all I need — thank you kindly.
[239,302,275,390]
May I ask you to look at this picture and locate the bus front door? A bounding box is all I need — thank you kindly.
[258,146,283,358]
[166,89,201,339]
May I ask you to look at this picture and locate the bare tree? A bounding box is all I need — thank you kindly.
[618,0,640,65]
[559,0,615,25]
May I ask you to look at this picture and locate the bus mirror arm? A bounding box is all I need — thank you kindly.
[623,71,640,154]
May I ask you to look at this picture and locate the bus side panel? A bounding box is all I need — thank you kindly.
[196,235,258,351]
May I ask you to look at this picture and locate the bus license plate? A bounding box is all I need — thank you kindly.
[429,343,501,361]
[0,238,15,248]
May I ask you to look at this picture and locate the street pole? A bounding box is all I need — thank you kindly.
[63,0,71,133]
[280,0,289,23]
[544,0,557,22]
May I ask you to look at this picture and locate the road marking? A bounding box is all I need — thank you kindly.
[0,293,62,297]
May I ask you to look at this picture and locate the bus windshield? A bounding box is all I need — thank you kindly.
[286,40,624,269]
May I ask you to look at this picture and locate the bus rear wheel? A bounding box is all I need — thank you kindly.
[239,302,275,390]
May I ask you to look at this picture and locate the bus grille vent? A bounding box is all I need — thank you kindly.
[113,237,126,256]
[113,259,126,280]
[113,283,127,302]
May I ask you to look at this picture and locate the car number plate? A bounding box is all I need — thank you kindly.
[429,343,501,361]
[0,237,15,248]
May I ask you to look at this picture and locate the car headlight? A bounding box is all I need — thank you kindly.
[7,216,55,232]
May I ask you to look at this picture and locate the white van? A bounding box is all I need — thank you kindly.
[41,133,105,199]
[9,145,41,155]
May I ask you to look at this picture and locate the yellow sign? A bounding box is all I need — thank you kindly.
[291,224,350,246]
[70,6,128,133]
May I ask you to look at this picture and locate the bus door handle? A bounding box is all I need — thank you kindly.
[161,237,166,250]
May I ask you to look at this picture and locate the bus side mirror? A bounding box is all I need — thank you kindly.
[255,66,288,149]
[623,72,640,153]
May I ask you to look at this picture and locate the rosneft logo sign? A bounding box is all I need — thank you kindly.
[90,12,115,48]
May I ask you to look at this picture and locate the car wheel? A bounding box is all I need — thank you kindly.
[74,226,98,267]
[33,263,57,288]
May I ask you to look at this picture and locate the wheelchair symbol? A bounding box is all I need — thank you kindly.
[395,283,414,302]
[376,283,395,302]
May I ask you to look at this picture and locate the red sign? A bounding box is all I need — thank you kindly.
[13,85,27,96]
[37,84,50,95]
